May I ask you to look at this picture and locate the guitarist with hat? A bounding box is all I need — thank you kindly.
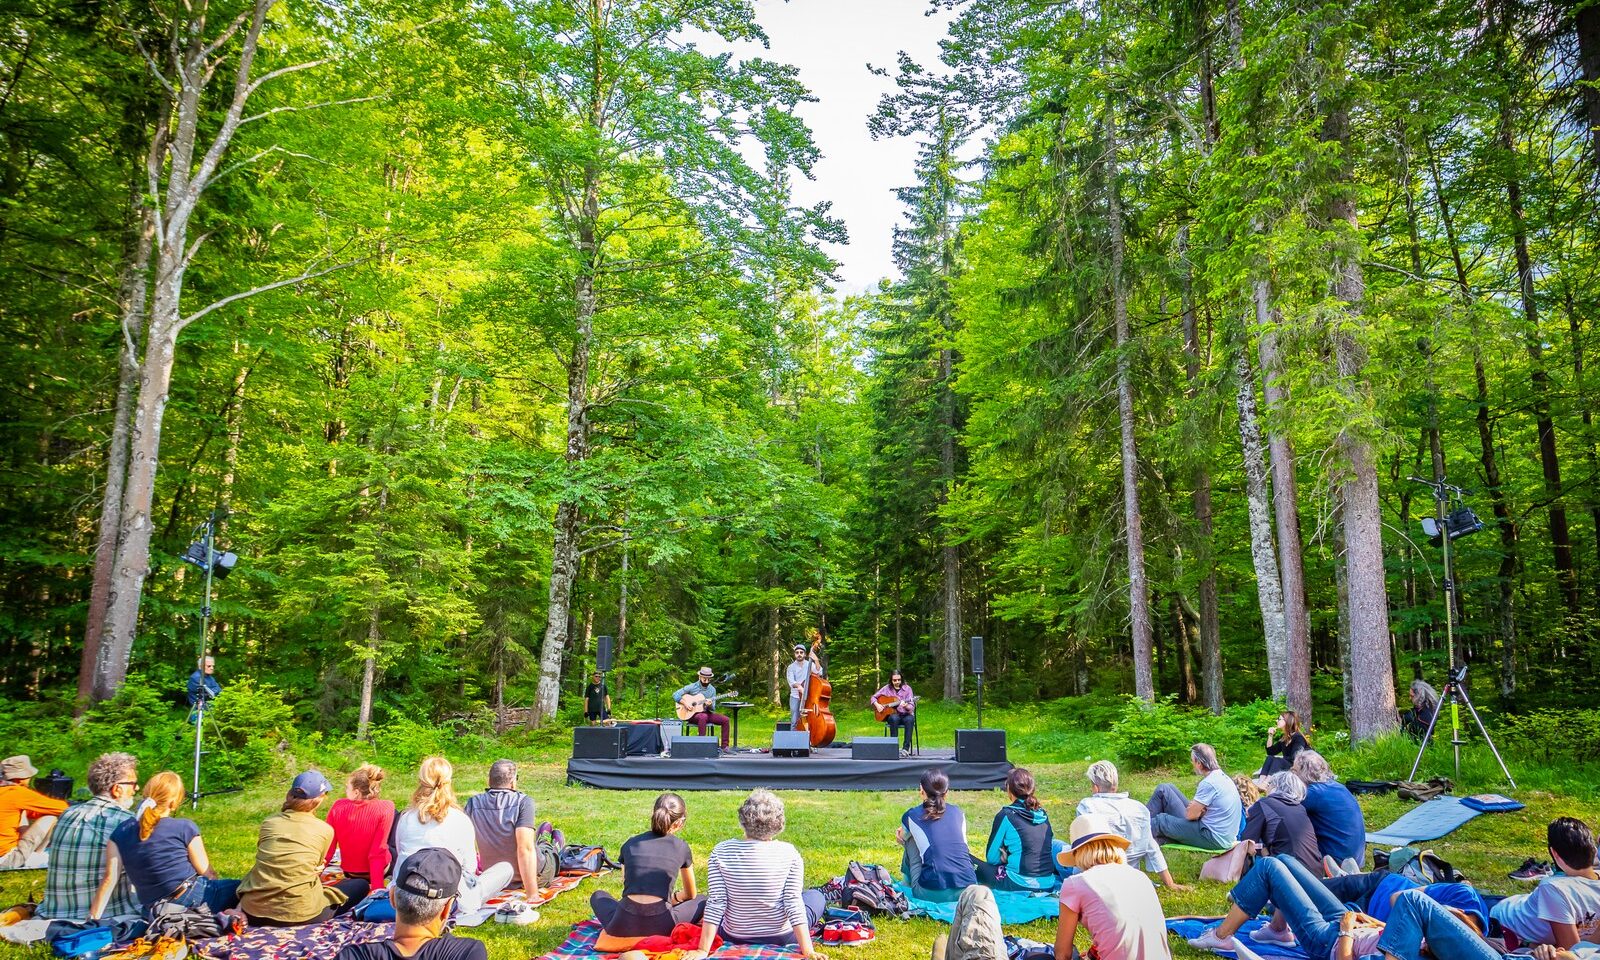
[674,668,732,751]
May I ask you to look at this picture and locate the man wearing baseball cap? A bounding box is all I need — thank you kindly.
[0,755,67,869]
[238,771,348,926]
[335,848,488,960]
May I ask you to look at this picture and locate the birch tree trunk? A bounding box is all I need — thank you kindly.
[1106,94,1155,702]
[358,605,378,740]
[941,341,962,700]
[1236,347,1291,683]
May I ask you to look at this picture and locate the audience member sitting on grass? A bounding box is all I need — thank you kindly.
[977,767,1057,892]
[463,760,538,893]
[238,770,348,927]
[686,789,826,960]
[930,884,1006,960]
[1261,710,1310,775]
[899,768,978,902]
[1399,680,1441,740]
[38,753,140,920]
[334,848,487,960]
[394,756,513,916]
[1490,817,1600,950]
[591,792,705,951]
[326,763,394,905]
[1243,770,1322,872]
[0,754,68,869]
[1146,743,1240,852]
[1293,750,1367,870]
[1054,814,1171,960]
[1233,774,1260,839]
[1076,760,1187,891]
[90,771,239,919]
[1248,858,1489,947]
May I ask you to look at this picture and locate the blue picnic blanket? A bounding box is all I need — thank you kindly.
[1167,917,1309,960]
[894,882,1060,924]
[1365,797,1483,846]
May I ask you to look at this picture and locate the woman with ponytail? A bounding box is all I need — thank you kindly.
[89,771,239,919]
[393,757,512,914]
[591,793,704,951]
[979,767,1059,892]
[895,768,976,902]
[325,764,394,904]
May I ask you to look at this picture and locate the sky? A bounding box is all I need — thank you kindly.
[736,0,957,294]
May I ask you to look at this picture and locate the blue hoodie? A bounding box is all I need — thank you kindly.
[984,800,1056,890]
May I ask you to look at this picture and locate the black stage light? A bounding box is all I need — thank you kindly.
[182,542,238,578]
[1421,506,1484,546]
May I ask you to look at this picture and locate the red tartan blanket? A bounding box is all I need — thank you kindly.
[538,920,803,960]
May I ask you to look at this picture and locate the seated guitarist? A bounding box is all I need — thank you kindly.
[674,667,731,750]
[874,672,916,753]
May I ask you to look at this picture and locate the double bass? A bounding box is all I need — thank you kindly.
[796,631,836,748]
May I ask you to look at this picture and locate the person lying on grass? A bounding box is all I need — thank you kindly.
[591,792,705,952]
[1054,814,1171,960]
[1187,854,1501,960]
[1491,817,1600,950]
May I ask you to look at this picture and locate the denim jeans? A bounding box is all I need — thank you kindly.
[1147,783,1231,849]
[1375,889,1500,960]
[1230,855,1346,959]
[164,876,240,916]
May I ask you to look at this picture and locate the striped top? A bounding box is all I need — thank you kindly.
[703,837,806,939]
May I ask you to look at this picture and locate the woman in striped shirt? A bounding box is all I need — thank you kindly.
[685,789,826,960]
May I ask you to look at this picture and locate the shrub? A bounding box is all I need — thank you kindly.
[370,715,451,768]
[1108,696,1201,770]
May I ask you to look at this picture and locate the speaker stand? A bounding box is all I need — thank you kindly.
[974,671,984,729]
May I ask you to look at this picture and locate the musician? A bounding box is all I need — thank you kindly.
[674,667,731,750]
[583,672,612,724]
[873,672,915,753]
[785,645,822,729]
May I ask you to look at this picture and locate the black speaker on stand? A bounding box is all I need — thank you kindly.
[595,635,613,721]
[970,635,985,729]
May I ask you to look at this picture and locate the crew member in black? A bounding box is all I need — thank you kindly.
[584,672,612,723]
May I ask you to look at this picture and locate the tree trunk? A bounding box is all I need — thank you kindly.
[1235,348,1291,690]
[940,341,962,700]
[1325,103,1397,742]
[768,594,782,706]
[357,605,378,740]
[1333,510,1355,722]
[79,196,154,709]
[616,529,630,662]
[1106,95,1155,702]
[1576,0,1600,169]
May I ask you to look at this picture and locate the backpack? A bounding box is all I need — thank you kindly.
[557,843,618,875]
[1398,778,1453,802]
[830,861,910,919]
[50,926,114,959]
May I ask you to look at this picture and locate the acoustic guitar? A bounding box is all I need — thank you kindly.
[675,690,738,721]
[872,692,920,723]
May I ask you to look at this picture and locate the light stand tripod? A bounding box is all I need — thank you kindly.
[1406,477,1515,787]
[185,509,228,809]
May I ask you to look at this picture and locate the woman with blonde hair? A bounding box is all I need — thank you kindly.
[1053,814,1171,960]
[325,763,395,905]
[88,771,239,919]
[393,756,512,914]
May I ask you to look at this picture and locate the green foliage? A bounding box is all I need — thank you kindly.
[1109,696,1285,771]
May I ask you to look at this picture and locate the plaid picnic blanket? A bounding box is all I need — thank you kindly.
[537,920,803,960]
[194,915,394,960]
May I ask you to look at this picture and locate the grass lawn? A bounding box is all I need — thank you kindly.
[2,703,1591,959]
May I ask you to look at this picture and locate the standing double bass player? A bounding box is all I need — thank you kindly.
[786,643,823,729]
[795,628,836,747]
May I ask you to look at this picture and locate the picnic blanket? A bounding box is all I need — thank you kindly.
[893,883,1059,924]
[1162,841,1238,856]
[1365,796,1486,846]
[194,915,394,960]
[536,919,803,960]
[1167,917,1308,960]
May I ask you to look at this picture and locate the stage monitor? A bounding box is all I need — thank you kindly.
[772,730,812,758]
[955,728,1007,763]
[573,725,626,760]
[670,735,720,759]
[852,737,899,761]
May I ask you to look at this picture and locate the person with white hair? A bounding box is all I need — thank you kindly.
[1400,680,1441,739]
[1242,770,1321,872]
[1292,750,1366,869]
[1076,760,1187,890]
[1146,743,1240,851]
[686,789,826,960]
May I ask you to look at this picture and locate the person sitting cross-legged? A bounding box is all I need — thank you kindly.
[1075,760,1187,891]
[0,754,68,869]
[1243,770,1322,872]
[1491,817,1600,950]
[977,768,1058,893]
[1054,814,1172,960]
[1292,750,1367,871]
[325,764,394,906]
[1146,743,1240,852]
[333,848,487,960]
[591,792,705,952]
[684,789,826,960]
[89,771,239,919]
[899,769,978,902]
[463,760,539,893]
[38,753,140,920]
[237,771,347,927]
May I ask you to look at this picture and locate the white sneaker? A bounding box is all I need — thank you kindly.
[1323,854,1345,877]
[1187,928,1237,952]
[1341,857,1362,875]
[1249,924,1296,946]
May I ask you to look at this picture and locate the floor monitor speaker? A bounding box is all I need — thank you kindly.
[772,730,812,758]
[670,735,720,759]
[852,737,900,761]
[955,728,1007,763]
[572,725,626,760]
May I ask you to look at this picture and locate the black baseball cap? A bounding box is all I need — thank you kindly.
[396,848,462,899]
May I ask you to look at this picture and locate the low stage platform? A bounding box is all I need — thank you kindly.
[566,746,1012,792]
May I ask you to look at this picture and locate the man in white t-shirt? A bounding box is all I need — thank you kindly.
[1145,743,1241,851]
[1493,817,1600,949]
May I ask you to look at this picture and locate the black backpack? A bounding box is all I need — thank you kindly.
[831,861,910,919]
